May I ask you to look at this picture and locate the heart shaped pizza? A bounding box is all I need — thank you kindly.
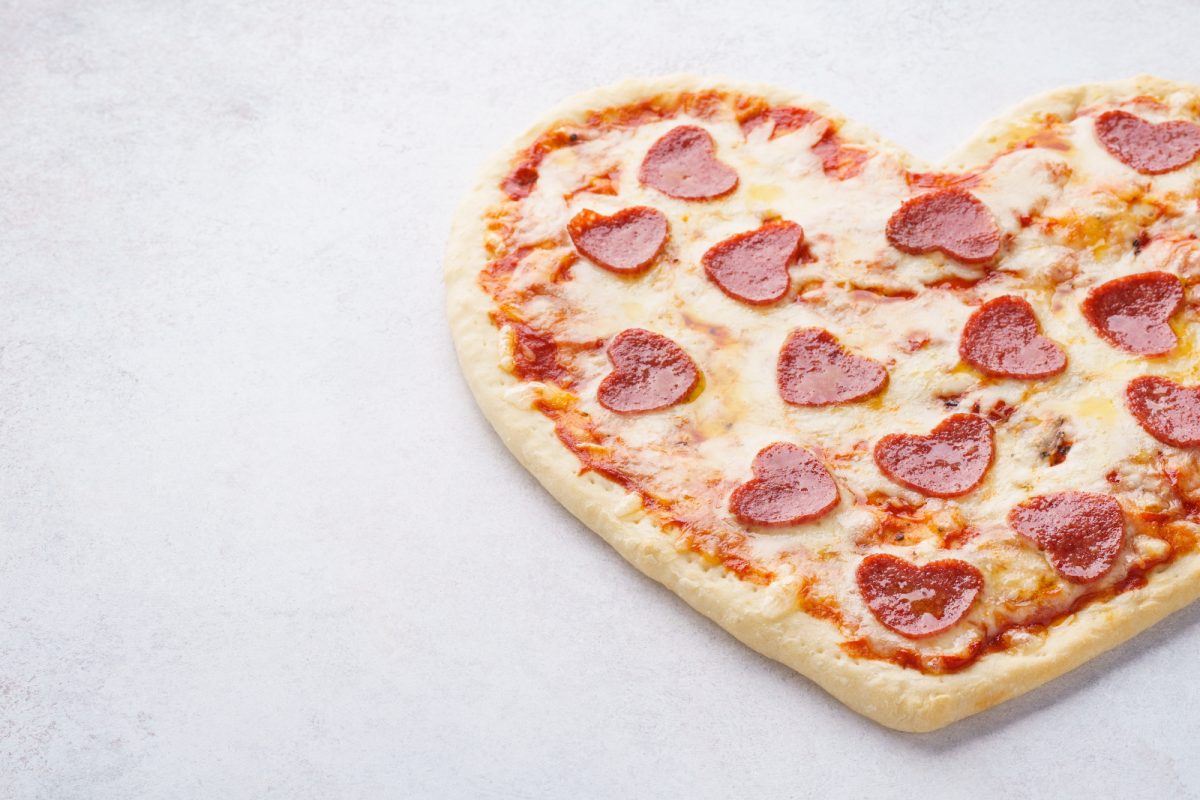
[445,75,1200,731]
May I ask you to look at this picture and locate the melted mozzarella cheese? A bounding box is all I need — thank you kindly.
[490,94,1200,660]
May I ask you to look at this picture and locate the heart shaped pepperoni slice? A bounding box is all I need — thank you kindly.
[856,554,983,639]
[777,328,888,407]
[1008,492,1125,583]
[597,328,700,414]
[885,188,1001,264]
[639,125,739,200]
[567,207,668,274]
[1126,375,1200,447]
[1081,271,1183,356]
[1095,110,1200,175]
[959,295,1066,379]
[702,220,804,305]
[873,414,994,498]
[729,443,839,527]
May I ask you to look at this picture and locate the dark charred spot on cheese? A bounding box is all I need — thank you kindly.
[1132,230,1151,255]
[1049,435,1073,466]
[1038,419,1074,466]
[968,398,1017,424]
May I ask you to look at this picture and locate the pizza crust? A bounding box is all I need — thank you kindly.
[444,74,1200,732]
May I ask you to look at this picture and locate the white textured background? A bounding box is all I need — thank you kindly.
[2,1,1199,797]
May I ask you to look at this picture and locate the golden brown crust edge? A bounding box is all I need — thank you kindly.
[444,74,1200,732]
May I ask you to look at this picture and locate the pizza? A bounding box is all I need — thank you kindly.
[444,75,1200,731]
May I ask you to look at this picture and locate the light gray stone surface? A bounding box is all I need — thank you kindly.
[1,1,1198,797]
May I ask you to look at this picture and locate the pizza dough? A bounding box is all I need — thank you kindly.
[445,75,1200,731]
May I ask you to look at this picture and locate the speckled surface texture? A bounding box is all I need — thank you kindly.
[1,1,1198,797]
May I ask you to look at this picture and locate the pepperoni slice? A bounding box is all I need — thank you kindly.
[1081,272,1183,356]
[1126,375,1200,447]
[1094,110,1200,175]
[885,188,1001,264]
[729,443,839,527]
[701,220,804,305]
[638,126,738,200]
[873,414,994,498]
[856,554,983,639]
[777,328,888,407]
[597,329,700,414]
[567,207,668,275]
[1009,492,1125,583]
[959,295,1066,379]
